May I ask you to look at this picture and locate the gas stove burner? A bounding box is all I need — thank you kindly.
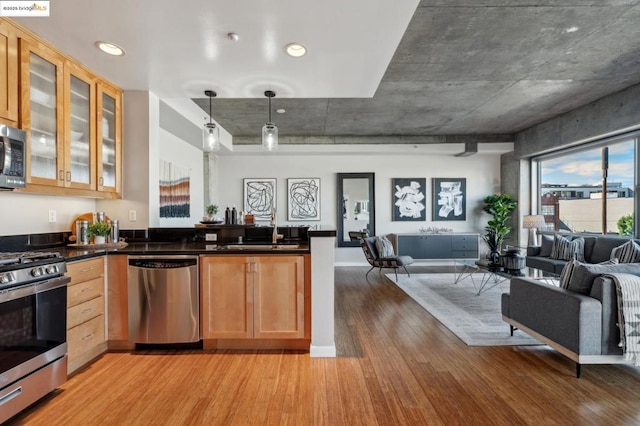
[0,251,67,288]
[0,251,62,265]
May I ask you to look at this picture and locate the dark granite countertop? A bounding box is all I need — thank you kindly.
[58,241,310,262]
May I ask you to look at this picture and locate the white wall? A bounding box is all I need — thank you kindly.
[218,153,502,264]
[0,192,95,236]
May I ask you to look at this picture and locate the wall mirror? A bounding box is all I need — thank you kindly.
[337,173,375,247]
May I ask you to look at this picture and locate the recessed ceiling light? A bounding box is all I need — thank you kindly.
[276,108,286,114]
[227,32,239,42]
[95,41,125,56]
[285,43,307,57]
[565,26,579,33]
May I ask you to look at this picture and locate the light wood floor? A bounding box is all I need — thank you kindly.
[10,266,640,425]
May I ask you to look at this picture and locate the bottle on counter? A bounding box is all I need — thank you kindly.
[96,212,105,223]
[77,220,90,245]
[224,207,231,224]
[109,219,119,243]
[231,206,238,224]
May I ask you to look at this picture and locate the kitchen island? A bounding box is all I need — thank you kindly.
[53,228,336,372]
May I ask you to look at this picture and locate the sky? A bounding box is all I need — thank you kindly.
[541,139,635,188]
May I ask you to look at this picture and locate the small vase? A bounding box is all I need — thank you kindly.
[94,236,106,244]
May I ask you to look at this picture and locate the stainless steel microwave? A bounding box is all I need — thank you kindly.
[0,124,26,189]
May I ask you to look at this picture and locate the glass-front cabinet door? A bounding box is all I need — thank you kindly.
[64,62,95,190]
[21,40,64,187]
[97,82,122,195]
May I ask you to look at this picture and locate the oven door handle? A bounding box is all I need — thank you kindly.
[0,276,70,303]
[0,386,22,407]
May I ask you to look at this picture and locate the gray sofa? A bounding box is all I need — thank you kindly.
[502,263,640,377]
[526,234,640,275]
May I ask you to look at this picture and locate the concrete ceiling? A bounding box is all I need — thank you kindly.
[13,0,640,142]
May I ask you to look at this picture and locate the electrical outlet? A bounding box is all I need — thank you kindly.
[205,233,217,241]
[129,210,137,221]
[48,210,56,223]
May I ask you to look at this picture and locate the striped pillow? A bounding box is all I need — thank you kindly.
[375,235,395,258]
[559,258,578,289]
[550,235,585,262]
[611,240,640,263]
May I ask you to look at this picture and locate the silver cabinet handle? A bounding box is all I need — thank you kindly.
[0,386,22,406]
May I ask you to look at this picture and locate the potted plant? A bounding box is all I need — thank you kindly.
[482,193,517,266]
[205,204,219,221]
[87,221,111,244]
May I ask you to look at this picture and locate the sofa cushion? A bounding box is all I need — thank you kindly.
[550,234,585,262]
[589,236,635,263]
[565,260,640,296]
[526,255,567,275]
[610,240,640,263]
[538,234,554,257]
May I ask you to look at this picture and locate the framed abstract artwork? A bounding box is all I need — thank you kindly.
[287,178,321,221]
[243,178,276,220]
[392,178,426,221]
[432,178,466,221]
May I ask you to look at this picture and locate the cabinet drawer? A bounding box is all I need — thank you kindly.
[68,277,104,307]
[67,315,105,362]
[452,250,478,259]
[67,257,104,284]
[67,295,104,329]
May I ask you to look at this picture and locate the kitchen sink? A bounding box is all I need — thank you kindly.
[222,244,300,250]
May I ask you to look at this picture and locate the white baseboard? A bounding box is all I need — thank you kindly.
[310,345,337,358]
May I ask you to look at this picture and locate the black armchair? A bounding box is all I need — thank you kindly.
[360,236,414,280]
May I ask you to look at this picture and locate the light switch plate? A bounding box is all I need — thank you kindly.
[48,210,56,223]
[129,210,137,221]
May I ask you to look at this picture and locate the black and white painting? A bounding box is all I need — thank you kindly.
[244,178,276,220]
[392,178,426,221]
[287,178,321,221]
[433,178,466,221]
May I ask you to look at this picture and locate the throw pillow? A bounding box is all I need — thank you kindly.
[610,240,640,263]
[550,234,585,262]
[375,235,395,258]
[566,258,626,295]
[559,258,579,289]
[538,234,554,257]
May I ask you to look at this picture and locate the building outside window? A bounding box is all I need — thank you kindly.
[533,135,637,236]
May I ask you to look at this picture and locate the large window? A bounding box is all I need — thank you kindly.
[534,134,637,236]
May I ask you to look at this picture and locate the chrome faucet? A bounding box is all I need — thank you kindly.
[271,208,283,244]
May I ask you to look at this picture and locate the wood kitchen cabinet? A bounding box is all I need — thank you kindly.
[66,257,107,375]
[0,19,18,125]
[200,255,310,348]
[5,18,123,198]
[106,254,133,350]
[96,81,122,195]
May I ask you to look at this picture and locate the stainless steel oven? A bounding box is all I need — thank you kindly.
[0,252,69,423]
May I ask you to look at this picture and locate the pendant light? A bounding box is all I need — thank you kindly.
[203,90,220,152]
[262,90,278,151]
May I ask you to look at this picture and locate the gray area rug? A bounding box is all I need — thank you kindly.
[386,273,542,346]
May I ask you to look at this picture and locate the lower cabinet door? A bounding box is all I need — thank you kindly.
[200,256,253,339]
[253,256,305,339]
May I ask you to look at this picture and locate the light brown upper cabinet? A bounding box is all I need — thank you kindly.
[97,81,122,195]
[20,38,66,188]
[0,19,18,125]
[18,30,122,198]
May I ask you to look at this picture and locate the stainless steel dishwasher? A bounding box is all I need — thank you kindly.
[128,255,199,344]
